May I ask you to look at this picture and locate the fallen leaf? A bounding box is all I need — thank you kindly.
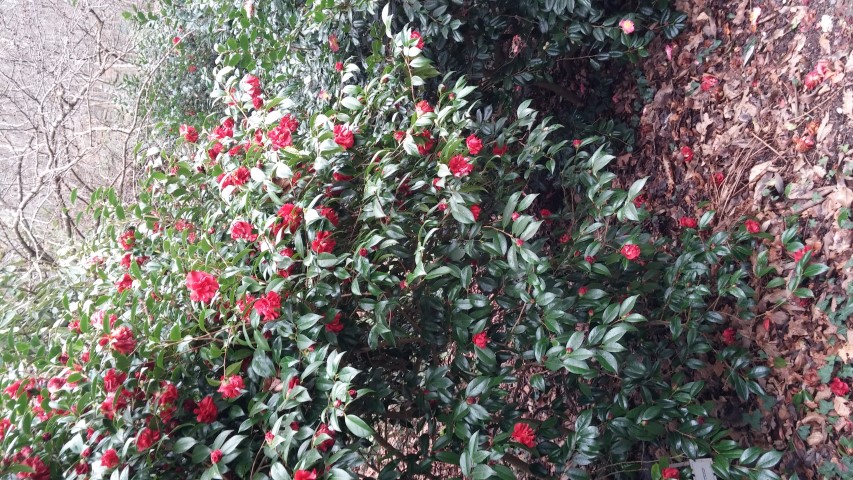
[843,90,853,120]
[834,396,851,418]
[748,160,775,183]
[806,429,826,446]
[838,331,853,362]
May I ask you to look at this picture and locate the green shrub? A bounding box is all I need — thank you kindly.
[0,3,815,480]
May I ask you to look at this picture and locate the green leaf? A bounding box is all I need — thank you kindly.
[345,415,375,437]
[174,437,197,454]
[754,450,783,469]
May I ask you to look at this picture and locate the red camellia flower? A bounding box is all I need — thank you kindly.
[804,70,822,90]
[679,217,697,229]
[335,61,344,72]
[792,245,812,262]
[680,145,694,162]
[75,462,89,475]
[252,96,263,109]
[186,271,219,303]
[745,219,760,234]
[268,124,293,149]
[722,327,736,345]
[333,124,355,150]
[620,244,641,261]
[276,203,303,234]
[294,469,318,480]
[662,467,680,479]
[393,130,405,142]
[101,449,119,468]
[208,142,224,161]
[511,422,536,448]
[218,375,245,399]
[319,207,340,227]
[210,449,223,464]
[560,233,570,244]
[325,312,345,333]
[179,124,198,143]
[700,75,719,92]
[230,221,258,242]
[254,291,282,322]
[466,134,483,155]
[103,369,127,393]
[194,396,218,423]
[415,100,433,115]
[448,155,474,177]
[712,172,725,185]
[315,424,336,452]
[109,326,136,355]
[470,205,482,221]
[410,31,424,49]
[159,381,179,406]
[311,231,336,254]
[115,273,133,293]
[328,34,339,52]
[493,144,508,156]
[830,377,850,396]
[472,331,488,348]
[18,455,50,480]
[136,428,160,451]
[4,380,22,398]
[119,230,135,250]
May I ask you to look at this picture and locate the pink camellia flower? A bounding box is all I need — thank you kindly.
[572,139,582,149]
[179,124,198,143]
[415,100,433,115]
[620,244,641,260]
[830,377,850,396]
[230,221,258,242]
[680,145,694,162]
[210,449,223,464]
[679,217,698,229]
[333,124,355,150]
[448,155,474,177]
[466,135,483,155]
[472,332,488,348]
[328,34,340,52]
[722,327,737,345]
[470,205,482,221]
[218,375,244,399]
[744,219,760,234]
[410,31,424,49]
[618,19,635,34]
[511,422,536,448]
[312,231,336,254]
[186,271,219,303]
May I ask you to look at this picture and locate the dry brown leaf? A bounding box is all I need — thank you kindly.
[844,90,853,120]
[806,429,826,447]
[748,160,775,183]
[837,331,853,362]
[834,396,851,418]
[816,112,832,143]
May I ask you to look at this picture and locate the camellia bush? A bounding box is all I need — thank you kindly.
[0,2,823,480]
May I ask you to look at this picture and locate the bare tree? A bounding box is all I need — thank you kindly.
[0,0,153,279]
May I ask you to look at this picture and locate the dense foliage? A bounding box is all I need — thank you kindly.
[0,1,824,480]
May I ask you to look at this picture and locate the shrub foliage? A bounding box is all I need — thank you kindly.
[0,2,814,480]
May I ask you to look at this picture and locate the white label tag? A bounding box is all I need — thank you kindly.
[689,458,716,480]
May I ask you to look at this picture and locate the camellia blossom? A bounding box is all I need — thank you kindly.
[328,34,339,52]
[186,271,219,303]
[511,422,536,448]
[268,124,293,149]
[194,396,218,423]
[415,100,433,115]
[119,230,135,250]
[312,231,336,254]
[115,274,133,293]
[791,245,812,262]
[472,331,488,348]
[101,449,119,468]
[179,124,198,143]
[254,291,282,322]
[210,449,223,464]
[700,75,719,92]
[325,312,344,333]
[470,205,482,221]
[493,144,508,156]
[679,217,698,229]
[448,155,474,177]
[620,244,641,261]
[335,61,344,72]
[410,31,424,49]
[318,207,340,227]
[333,124,355,150]
[618,18,635,34]
[680,145,694,162]
[722,327,737,345]
[465,134,483,155]
[744,219,760,234]
[277,204,303,234]
[230,221,258,242]
[109,327,136,355]
[218,375,245,399]
[136,428,160,451]
[315,424,336,452]
[662,467,680,479]
[830,377,850,396]
[294,470,318,480]
[103,369,127,393]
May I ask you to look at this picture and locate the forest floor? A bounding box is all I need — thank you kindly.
[626,0,853,477]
